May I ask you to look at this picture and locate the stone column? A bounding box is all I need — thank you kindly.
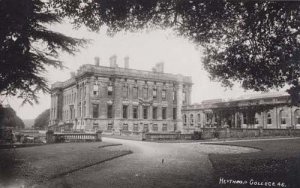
[111,79,121,133]
[74,83,79,130]
[187,85,192,105]
[85,78,91,118]
[176,81,183,132]
[113,78,123,119]
[99,78,109,119]
[139,104,143,120]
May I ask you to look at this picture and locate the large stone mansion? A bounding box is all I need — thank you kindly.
[49,56,192,133]
[49,56,300,133]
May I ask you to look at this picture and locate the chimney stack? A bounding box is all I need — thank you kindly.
[155,62,164,73]
[94,56,100,66]
[124,56,129,69]
[109,55,117,68]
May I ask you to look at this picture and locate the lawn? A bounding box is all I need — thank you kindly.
[208,138,300,188]
[0,142,131,187]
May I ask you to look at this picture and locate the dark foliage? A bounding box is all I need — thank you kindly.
[0,0,85,104]
[2,0,300,104]
[0,105,25,129]
[51,0,300,104]
[33,109,50,130]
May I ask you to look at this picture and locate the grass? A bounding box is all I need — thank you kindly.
[0,142,132,187]
[208,138,300,188]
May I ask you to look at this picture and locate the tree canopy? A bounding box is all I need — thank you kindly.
[2,0,300,104]
[0,105,25,129]
[0,0,84,105]
[51,0,300,101]
[33,109,50,130]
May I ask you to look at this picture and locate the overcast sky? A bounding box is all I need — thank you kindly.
[3,22,266,120]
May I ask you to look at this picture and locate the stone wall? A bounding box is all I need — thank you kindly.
[200,128,300,139]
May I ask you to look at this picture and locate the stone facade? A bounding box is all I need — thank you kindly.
[49,58,192,133]
[182,92,300,131]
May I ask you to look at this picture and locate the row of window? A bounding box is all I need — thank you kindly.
[106,123,168,132]
[62,84,87,106]
[182,109,300,126]
[92,104,177,120]
[63,107,75,120]
[183,114,201,126]
[93,84,176,101]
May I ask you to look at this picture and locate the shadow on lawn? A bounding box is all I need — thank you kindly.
[0,149,24,185]
[207,139,300,188]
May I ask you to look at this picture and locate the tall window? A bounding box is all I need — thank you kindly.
[93,84,99,96]
[162,90,166,101]
[143,87,148,99]
[295,110,300,124]
[70,105,74,119]
[173,90,176,101]
[107,105,113,118]
[92,104,99,118]
[122,85,128,98]
[280,110,287,125]
[197,114,201,124]
[107,85,113,96]
[162,124,167,132]
[255,114,259,124]
[206,113,213,124]
[162,107,167,120]
[133,86,138,99]
[152,124,158,132]
[83,101,86,117]
[267,112,272,124]
[190,114,194,126]
[243,113,248,124]
[123,105,128,119]
[152,107,157,119]
[153,88,157,99]
[133,106,138,119]
[183,91,186,104]
[143,106,148,119]
[183,114,187,126]
[173,108,177,120]
[79,87,82,100]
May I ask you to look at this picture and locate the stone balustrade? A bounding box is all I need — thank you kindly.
[46,130,102,143]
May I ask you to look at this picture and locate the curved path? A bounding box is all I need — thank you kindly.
[45,138,258,188]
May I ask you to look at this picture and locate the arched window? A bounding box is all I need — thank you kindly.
[197,114,201,124]
[267,112,272,124]
[206,113,212,123]
[280,110,288,125]
[190,114,194,126]
[294,109,300,125]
